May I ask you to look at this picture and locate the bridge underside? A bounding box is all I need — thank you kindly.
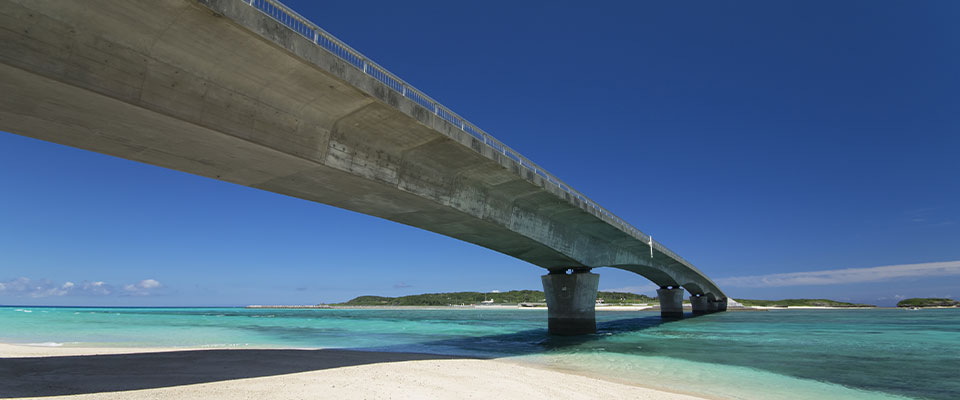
[0,0,726,333]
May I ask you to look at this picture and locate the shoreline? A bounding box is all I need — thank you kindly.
[743,306,879,310]
[8,304,933,311]
[0,342,707,399]
[244,305,905,312]
[246,304,659,310]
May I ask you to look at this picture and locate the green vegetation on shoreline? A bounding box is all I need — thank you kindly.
[896,298,959,308]
[338,292,884,308]
[737,299,875,307]
[339,291,655,306]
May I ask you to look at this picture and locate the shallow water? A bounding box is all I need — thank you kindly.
[1,307,956,399]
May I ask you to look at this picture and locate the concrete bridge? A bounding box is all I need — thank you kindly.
[0,0,727,334]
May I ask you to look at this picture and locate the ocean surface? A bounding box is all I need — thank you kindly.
[1,306,957,400]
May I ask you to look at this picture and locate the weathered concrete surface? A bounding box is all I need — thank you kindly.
[690,296,710,315]
[656,288,685,319]
[0,0,725,301]
[542,271,599,335]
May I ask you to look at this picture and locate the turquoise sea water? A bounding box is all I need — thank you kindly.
[1,307,957,399]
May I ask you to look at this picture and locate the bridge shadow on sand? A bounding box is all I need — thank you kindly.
[0,314,676,398]
[0,348,471,398]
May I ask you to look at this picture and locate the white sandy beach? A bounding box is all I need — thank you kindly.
[0,343,706,400]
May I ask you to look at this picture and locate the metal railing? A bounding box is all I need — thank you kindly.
[242,0,699,272]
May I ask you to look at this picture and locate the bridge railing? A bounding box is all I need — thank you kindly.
[242,0,700,273]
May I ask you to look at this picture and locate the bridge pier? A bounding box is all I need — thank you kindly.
[656,287,685,319]
[708,300,720,313]
[541,269,599,335]
[718,299,728,312]
[690,295,710,315]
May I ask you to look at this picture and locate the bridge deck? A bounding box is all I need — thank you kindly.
[0,0,724,300]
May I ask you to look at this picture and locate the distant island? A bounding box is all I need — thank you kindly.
[247,293,887,309]
[338,290,654,306]
[736,299,875,308]
[896,298,959,308]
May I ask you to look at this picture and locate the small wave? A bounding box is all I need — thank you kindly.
[14,309,32,313]
[26,342,63,347]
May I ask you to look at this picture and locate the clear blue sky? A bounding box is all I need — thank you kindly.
[2,0,958,306]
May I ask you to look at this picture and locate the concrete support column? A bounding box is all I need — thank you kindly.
[656,287,685,319]
[708,300,719,313]
[690,295,709,315]
[541,269,600,335]
[717,299,728,312]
